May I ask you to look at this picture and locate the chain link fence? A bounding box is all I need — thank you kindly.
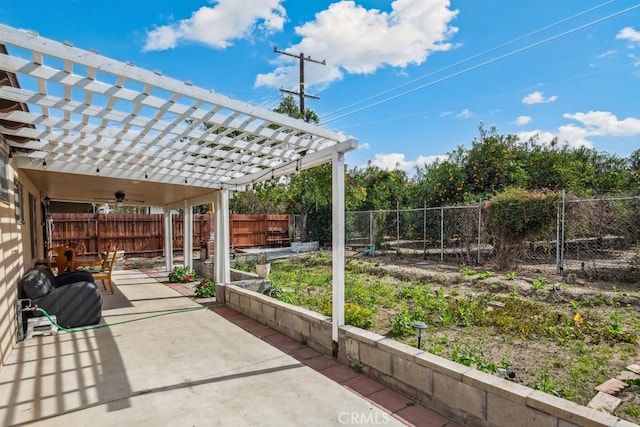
[346,205,488,265]
[346,194,640,281]
[561,195,640,281]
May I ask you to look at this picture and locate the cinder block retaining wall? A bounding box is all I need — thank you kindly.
[225,285,631,427]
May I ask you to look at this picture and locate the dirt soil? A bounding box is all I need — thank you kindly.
[346,252,640,424]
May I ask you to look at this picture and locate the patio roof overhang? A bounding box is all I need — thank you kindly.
[0,24,357,208]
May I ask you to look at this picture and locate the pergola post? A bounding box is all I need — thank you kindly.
[214,189,231,301]
[164,208,174,271]
[331,152,345,357]
[183,201,193,268]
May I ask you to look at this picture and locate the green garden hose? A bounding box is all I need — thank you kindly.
[35,306,207,333]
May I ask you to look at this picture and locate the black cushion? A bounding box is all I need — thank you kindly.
[20,268,54,300]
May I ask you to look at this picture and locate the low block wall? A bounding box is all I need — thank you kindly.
[226,284,333,355]
[291,241,319,252]
[224,285,631,427]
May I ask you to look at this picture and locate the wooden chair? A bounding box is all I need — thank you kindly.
[92,248,123,294]
[45,246,76,275]
[70,243,86,255]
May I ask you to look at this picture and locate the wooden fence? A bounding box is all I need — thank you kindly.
[230,214,290,248]
[50,212,290,257]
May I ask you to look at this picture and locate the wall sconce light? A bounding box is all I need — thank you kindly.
[413,321,427,349]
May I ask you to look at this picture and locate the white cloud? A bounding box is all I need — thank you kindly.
[371,153,445,172]
[563,111,640,137]
[456,108,473,119]
[143,0,287,51]
[522,91,558,104]
[515,115,531,125]
[255,0,458,89]
[358,142,371,150]
[616,27,640,45]
[517,111,640,150]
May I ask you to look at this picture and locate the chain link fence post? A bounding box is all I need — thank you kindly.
[396,202,400,255]
[477,201,482,265]
[440,207,444,262]
[369,211,373,250]
[556,189,566,274]
[423,201,427,260]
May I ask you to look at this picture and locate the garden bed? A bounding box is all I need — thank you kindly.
[259,251,640,424]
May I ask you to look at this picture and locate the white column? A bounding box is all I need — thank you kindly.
[213,192,221,283]
[164,208,174,271]
[215,190,231,284]
[331,152,345,356]
[183,201,193,268]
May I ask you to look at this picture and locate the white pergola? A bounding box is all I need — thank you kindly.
[0,24,355,348]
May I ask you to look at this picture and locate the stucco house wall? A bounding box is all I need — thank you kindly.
[0,140,43,367]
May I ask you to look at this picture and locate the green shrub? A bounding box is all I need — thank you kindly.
[233,259,255,272]
[194,278,216,298]
[168,266,196,283]
[345,302,375,329]
[391,302,415,336]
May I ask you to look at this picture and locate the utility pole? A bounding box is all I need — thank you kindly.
[273,47,325,119]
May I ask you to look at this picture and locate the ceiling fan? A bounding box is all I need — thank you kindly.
[95,191,145,205]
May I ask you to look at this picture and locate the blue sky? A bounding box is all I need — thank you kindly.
[2,0,639,172]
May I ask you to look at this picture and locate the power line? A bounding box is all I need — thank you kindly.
[320,2,639,125]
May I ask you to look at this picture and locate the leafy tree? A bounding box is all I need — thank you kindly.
[231,179,289,214]
[515,136,569,191]
[413,125,638,206]
[414,159,466,207]
[283,163,366,244]
[351,163,409,210]
[463,124,526,198]
[273,94,319,123]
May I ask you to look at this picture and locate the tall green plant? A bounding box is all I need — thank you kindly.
[486,188,558,268]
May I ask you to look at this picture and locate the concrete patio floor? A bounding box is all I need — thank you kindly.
[0,269,461,427]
